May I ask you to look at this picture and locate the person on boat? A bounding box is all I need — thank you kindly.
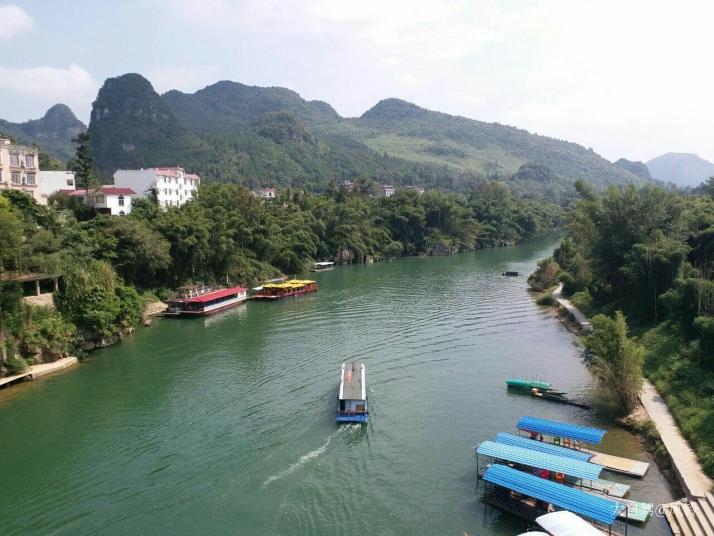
[538,433,544,441]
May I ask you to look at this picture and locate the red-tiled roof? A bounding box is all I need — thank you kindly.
[183,286,247,303]
[67,187,136,196]
[153,167,200,180]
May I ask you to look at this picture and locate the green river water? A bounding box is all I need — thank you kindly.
[0,237,676,535]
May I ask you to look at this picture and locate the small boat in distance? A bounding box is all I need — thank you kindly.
[309,261,335,272]
[337,362,368,424]
[251,279,318,300]
[164,283,247,316]
[502,271,519,276]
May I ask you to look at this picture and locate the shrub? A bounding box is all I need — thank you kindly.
[536,293,555,306]
[527,257,561,291]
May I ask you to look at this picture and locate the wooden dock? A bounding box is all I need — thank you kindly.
[663,492,714,536]
[584,448,650,477]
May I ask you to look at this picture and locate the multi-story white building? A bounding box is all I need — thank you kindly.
[379,184,396,197]
[113,167,200,209]
[67,186,136,216]
[38,170,76,204]
[0,138,42,203]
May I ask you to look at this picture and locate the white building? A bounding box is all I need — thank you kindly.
[68,186,136,216]
[253,187,277,200]
[0,138,42,203]
[379,184,396,197]
[38,171,76,204]
[113,167,200,209]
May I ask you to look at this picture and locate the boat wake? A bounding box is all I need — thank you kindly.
[262,428,344,488]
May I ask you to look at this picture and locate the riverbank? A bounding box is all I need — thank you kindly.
[0,356,78,389]
[547,284,712,500]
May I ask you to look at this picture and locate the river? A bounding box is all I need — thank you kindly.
[0,237,675,535]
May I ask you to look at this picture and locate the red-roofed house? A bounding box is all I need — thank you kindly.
[67,186,137,216]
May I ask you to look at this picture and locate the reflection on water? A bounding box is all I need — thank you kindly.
[0,236,675,536]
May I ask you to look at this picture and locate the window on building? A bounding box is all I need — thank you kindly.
[25,155,34,168]
[119,211,125,216]
[94,194,105,204]
[66,178,74,186]
[10,154,19,167]
[118,195,125,206]
[25,173,36,185]
[11,172,21,184]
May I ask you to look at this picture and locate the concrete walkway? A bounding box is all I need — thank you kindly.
[640,379,713,497]
[552,283,591,330]
[0,356,78,388]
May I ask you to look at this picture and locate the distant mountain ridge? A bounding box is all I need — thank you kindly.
[614,158,652,181]
[5,72,649,197]
[647,153,714,187]
[0,104,86,160]
[85,73,648,196]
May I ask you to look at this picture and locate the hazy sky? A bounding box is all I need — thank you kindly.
[1,0,712,163]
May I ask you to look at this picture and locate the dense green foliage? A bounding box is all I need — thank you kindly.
[531,180,714,474]
[584,311,644,413]
[84,74,648,199]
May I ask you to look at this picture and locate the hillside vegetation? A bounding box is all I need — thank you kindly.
[530,180,714,475]
[84,73,647,198]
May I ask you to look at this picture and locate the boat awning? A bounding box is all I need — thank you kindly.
[495,433,593,462]
[536,511,606,535]
[517,416,606,445]
[483,465,624,525]
[476,441,603,481]
[184,286,246,303]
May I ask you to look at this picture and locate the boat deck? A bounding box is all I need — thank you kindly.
[574,477,630,498]
[340,363,364,400]
[585,448,650,477]
[581,489,652,523]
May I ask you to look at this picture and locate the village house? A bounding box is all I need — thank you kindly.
[113,167,200,209]
[253,187,277,200]
[379,184,396,197]
[402,185,425,195]
[67,186,136,216]
[38,171,76,204]
[0,138,42,203]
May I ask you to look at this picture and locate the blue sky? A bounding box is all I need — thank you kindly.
[1,0,713,163]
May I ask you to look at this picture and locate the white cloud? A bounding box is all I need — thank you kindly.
[159,0,714,161]
[0,64,98,117]
[0,4,33,39]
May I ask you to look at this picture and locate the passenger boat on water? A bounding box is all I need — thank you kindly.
[164,283,247,316]
[250,279,318,300]
[309,261,335,272]
[337,362,368,423]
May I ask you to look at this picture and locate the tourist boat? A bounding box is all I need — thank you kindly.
[309,261,335,272]
[164,284,247,316]
[250,279,317,300]
[337,362,368,423]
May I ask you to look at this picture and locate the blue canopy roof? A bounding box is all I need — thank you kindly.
[517,416,606,445]
[495,433,593,462]
[483,464,623,525]
[476,441,603,481]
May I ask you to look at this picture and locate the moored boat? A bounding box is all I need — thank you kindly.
[337,362,368,423]
[164,284,247,316]
[251,279,318,300]
[309,261,335,272]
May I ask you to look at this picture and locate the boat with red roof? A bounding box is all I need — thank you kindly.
[164,283,247,316]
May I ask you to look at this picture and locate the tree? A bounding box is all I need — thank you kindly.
[584,311,644,414]
[70,132,99,191]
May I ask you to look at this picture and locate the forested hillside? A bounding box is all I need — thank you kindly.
[84,73,647,197]
[529,180,714,475]
[0,104,86,161]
